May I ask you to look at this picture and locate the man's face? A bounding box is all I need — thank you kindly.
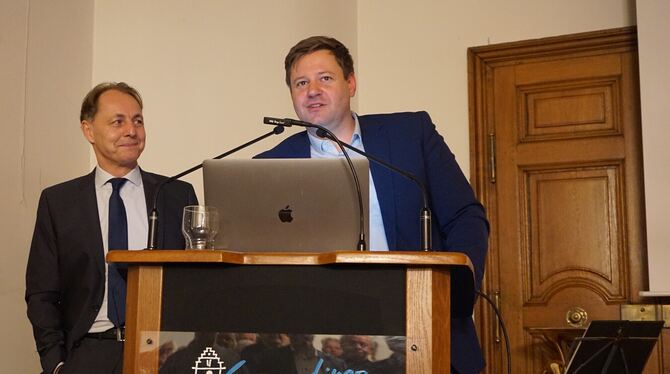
[289,49,356,132]
[342,335,372,362]
[81,89,145,176]
[323,339,343,357]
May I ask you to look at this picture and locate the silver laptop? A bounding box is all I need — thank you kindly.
[203,158,369,252]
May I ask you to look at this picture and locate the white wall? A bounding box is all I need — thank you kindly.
[0,1,93,372]
[4,0,639,370]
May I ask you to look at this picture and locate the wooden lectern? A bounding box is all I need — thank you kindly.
[107,250,475,374]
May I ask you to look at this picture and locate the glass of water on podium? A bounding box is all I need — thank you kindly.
[182,205,219,249]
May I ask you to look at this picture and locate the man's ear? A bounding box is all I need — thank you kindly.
[347,72,357,97]
[81,121,95,144]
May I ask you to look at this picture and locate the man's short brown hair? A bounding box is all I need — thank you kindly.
[284,36,354,86]
[80,82,143,122]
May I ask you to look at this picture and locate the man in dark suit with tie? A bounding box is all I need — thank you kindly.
[25,82,198,373]
[256,36,489,374]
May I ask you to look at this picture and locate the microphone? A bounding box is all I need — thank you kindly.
[263,117,311,128]
[146,125,285,250]
[263,117,367,251]
[324,134,432,252]
[264,117,433,251]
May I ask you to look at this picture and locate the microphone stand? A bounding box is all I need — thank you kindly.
[264,117,433,252]
[264,117,367,251]
[334,140,432,252]
[146,125,285,250]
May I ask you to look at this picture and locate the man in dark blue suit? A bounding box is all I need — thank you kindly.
[256,36,489,374]
[25,82,197,374]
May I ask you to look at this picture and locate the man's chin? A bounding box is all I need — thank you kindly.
[117,154,142,168]
[298,113,326,126]
[297,115,315,125]
[119,148,143,160]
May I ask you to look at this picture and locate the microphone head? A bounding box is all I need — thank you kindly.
[263,117,286,126]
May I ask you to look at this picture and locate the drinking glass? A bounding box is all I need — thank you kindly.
[182,205,219,249]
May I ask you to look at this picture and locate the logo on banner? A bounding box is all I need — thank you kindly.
[192,347,226,373]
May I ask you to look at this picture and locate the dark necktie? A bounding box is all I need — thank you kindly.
[107,177,128,327]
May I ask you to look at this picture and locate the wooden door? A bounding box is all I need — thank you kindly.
[468,27,661,373]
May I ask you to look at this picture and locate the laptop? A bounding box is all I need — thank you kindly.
[203,158,369,252]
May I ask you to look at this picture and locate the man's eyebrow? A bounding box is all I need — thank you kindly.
[292,75,307,83]
[292,70,335,83]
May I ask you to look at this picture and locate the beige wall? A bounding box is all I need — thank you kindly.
[357,0,635,175]
[89,0,635,198]
[1,0,93,372]
[4,0,639,369]
[92,0,357,194]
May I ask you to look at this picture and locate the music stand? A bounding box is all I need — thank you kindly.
[565,320,663,374]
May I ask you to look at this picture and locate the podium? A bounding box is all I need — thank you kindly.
[107,250,475,374]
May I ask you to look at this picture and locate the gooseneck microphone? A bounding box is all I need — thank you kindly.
[146,125,285,250]
[324,134,433,252]
[263,117,367,251]
[264,116,433,252]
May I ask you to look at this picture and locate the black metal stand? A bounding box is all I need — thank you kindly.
[566,320,663,374]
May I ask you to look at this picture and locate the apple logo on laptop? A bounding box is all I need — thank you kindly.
[278,205,293,223]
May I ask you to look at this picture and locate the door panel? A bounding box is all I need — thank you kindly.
[468,27,658,373]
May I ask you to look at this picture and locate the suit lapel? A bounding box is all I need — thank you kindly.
[140,169,158,216]
[78,170,106,278]
[140,169,161,248]
[293,132,311,158]
[360,117,397,250]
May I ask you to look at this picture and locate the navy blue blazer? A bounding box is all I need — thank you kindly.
[25,169,198,374]
[256,111,489,373]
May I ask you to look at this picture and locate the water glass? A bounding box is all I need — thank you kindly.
[182,205,219,249]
